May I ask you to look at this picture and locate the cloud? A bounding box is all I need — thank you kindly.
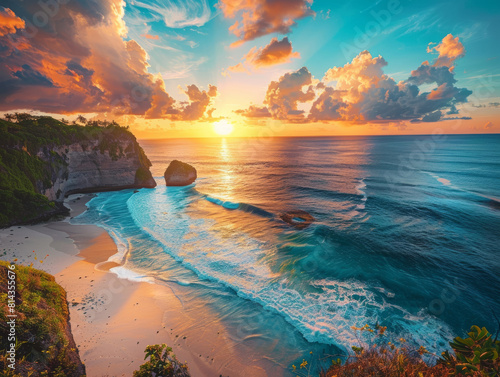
[131,0,211,28]
[308,86,347,121]
[237,66,315,122]
[176,84,217,120]
[219,0,314,46]
[472,102,500,108]
[238,35,472,124]
[0,0,215,120]
[222,62,248,76]
[244,37,300,68]
[235,105,271,118]
[0,7,25,37]
[427,33,465,68]
[485,121,493,129]
[141,33,160,40]
[224,37,300,74]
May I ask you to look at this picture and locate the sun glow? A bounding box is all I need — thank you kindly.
[213,120,234,136]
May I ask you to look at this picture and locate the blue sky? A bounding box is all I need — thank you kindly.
[123,0,500,100]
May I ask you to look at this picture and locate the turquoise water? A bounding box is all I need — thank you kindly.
[73,135,500,374]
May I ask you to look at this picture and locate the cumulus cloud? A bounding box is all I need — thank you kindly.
[264,66,315,121]
[0,0,215,120]
[236,66,315,122]
[176,84,217,120]
[427,33,465,68]
[244,37,300,68]
[219,0,314,46]
[237,34,472,124]
[0,7,25,37]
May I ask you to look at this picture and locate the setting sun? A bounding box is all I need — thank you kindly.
[213,120,234,136]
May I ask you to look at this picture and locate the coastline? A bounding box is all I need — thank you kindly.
[0,194,275,377]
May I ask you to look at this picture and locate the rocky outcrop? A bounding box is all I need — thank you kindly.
[0,262,86,376]
[280,210,315,229]
[38,133,156,201]
[164,160,197,186]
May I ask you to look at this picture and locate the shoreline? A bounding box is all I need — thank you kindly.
[0,193,275,377]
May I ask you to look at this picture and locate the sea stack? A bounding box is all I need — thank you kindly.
[164,160,197,186]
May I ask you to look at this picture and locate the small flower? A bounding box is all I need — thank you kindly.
[300,359,308,369]
[292,365,296,371]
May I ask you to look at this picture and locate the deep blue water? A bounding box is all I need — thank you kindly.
[73,134,500,375]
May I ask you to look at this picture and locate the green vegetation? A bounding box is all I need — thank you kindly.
[133,344,190,377]
[312,324,500,377]
[0,261,85,376]
[0,113,152,227]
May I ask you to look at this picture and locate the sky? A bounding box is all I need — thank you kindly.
[0,0,499,138]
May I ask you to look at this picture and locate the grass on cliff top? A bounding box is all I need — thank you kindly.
[0,260,84,376]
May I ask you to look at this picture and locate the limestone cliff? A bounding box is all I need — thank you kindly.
[37,131,156,201]
[0,115,156,226]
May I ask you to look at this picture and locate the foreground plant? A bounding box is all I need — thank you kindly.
[133,344,190,377]
[319,324,500,377]
[440,326,500,376]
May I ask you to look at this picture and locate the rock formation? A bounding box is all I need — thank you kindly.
[164,160,197,186]
[280,210,315,229]
[39,134,156,201]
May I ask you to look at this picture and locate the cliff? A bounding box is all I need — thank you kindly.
[0,261,86,376]
[0,115,156,226]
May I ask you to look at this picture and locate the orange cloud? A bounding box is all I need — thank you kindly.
[238,35,472,124]
[427,34,465,68]
[0,7,24,37]
[235,105,271,118]
[0,1,216,120]
[245,37,300,68]
[228,63,248,73]
[219,0,314,46]
[427,83,456,100]
[235,66,315,121]
[141,33,160,40]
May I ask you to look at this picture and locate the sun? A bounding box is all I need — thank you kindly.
[213,120,234,136]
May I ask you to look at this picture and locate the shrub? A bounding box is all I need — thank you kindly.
[133,344,190,377]
[439,326,500,376]
[319,324,500,377]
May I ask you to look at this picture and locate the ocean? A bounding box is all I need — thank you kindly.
[72,134,500,375]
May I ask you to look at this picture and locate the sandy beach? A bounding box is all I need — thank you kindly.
[0,194,274,377]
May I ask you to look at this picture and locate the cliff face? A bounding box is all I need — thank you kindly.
[37,133,156,202]
[0,115,156,226]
